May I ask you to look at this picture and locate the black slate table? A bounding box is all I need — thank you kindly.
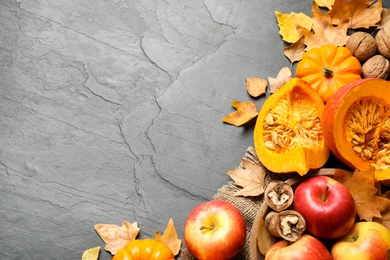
[1,0,388,259]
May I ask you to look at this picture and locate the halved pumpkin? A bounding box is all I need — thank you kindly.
[322,78,390,186]
[254,78,330,176]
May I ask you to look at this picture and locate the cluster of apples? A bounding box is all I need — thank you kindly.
[267,176,390,260]
[183,176,390,260]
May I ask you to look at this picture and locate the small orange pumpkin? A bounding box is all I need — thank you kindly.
[322,78,390,186]
[113,239,174,260]
[296,44,362,103]
[253,78,330,176]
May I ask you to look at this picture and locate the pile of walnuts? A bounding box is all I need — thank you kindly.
[346,28,390,80]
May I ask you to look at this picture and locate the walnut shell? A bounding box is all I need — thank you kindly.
[362,54,390,79]
[376,27,390,59]
[346,32,377,61]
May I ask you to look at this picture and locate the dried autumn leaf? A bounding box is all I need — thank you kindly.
[284,36,305,64]
[226,158,266,197]
[315,0,335,9]
[94,221,140,255]
[378,8,390,29]
[275,11,313,43]
[268,67,292,94]
[297,1,349,50]
[374,204,390,230]
[334,168,390,222]
[328,0,383,29]
[222,100,258,126]
[246,77,267,97]
[82,246,100,260]
[154,218,182,256]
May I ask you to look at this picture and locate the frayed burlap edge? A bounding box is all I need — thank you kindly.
[180,147,296,260]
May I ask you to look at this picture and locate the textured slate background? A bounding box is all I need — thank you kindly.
[1,0,387,259]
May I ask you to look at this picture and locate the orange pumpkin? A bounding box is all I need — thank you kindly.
[113,239,174,260]
[253,78,330,176]
[322,78,390,186]
[296,45,362,103]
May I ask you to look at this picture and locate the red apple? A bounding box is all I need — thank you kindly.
[331,221,390,260]
[265,234,332,260]
[293,176,356,239]
[183,200,246,260]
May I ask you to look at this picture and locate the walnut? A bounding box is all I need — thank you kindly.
[346,31,377,61]
[362,54,390,79]
[376,27,390,59]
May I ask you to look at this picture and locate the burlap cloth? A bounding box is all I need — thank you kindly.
[181,146,296,260]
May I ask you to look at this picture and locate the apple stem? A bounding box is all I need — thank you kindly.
[199,225,215,231]
[321,185,329,202]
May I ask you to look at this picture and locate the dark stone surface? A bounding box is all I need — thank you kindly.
[2,0,388,259]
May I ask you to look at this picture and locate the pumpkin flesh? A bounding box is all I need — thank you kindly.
[113,239,174,260]
[254,78,330,176]
[296,45,362,103]
[322,78,390,186]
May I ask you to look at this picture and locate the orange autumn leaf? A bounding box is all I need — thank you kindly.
[154,218,182,256]
[328,0,383,29]
[284,36,306,64]
[297,1,349,50]
[94,221,140,255]
[227,159,266,197]
[222,100,258,126]
[246,77,267,98]
[334,168,390,222]
[268,67,292,94]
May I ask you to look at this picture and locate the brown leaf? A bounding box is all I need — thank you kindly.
[94,221,140,255]
[222,100,258,126]
[154,218,182,256]
[378,8,390,29]
[284,36,306,64]
[334,168,390,221]
[268,67,292,94]
[297,1,349,50]
[328,0,383,29]
[246,77,267,98]
[227,159,266,197]
[82,246,100,260]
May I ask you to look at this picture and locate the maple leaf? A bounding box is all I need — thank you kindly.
[315,0,335,9]
[284,36,305,64]
[94,221,140,255]
[81,246,100,260]
[275,11,313,43]
[154,218,182,256]
[222,100,258,126]
[226,159,266,197]
[268,67,292,94]
[378,8,390,28]
[246,77,267,98]
[297,1,349,50]
[328,0,383,29]
[333,168,390,222]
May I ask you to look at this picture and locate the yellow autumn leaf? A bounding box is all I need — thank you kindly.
[246,77,267,97]
[315,0,335,9]
[222,100,258,126]
[154,218,182,256]
[226,159,266,197]
[81,246,100,260]
[275,11,313,43]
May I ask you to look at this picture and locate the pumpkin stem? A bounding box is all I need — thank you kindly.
[323,68,334,79]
